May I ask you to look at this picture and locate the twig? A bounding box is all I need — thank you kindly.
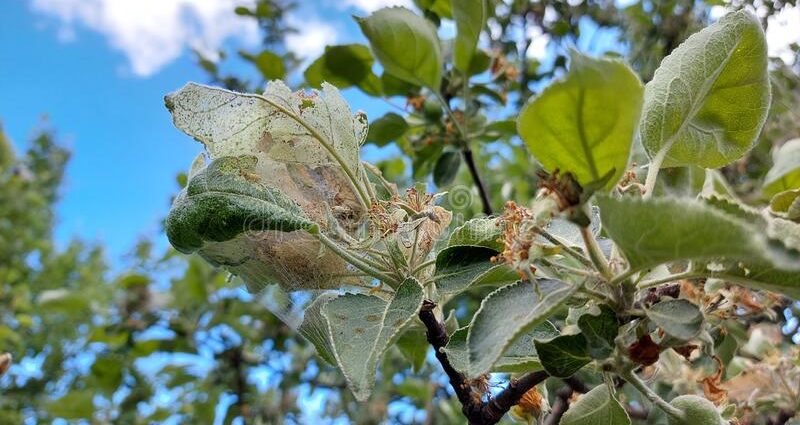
[462,148,494,215]
[418,300,549,424]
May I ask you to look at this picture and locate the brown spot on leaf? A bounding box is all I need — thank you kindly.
[364,314,381,322]
[354,328,365,335]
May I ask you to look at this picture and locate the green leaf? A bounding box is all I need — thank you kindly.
[298,293,338,365]
[356,7,443,90]
[47,390,94,419]
[534,333,591,378]
[577,305,619,359]
[640,10,770,168]
[560,385,631,425]
[433,150,461,187]
[596,195,800,273]
[493,321,559,373]
[448,217,503,251]
[303,44,382,96]
[396,326,429,373]
[166,156,315,253]
[467,279,579,376]
[452,0,486,72]
[367,112,409,147]
[323,278,423,401]
[764,139,800,196]
[434,245,516,295]
[240,50,285,80]
[443,326,470,374]
[517,51,643,190]
[90,355,124,394]
[770,189,800,221]
[646,299,704,341]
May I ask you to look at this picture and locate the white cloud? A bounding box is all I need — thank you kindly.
[766,5,800,64]
[285,15,338,61]
[30,0,261,77]
[340,0,414,13]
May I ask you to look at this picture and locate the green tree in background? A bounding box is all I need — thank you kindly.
[1,0,800,424]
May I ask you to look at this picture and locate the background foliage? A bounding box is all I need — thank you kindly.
[1,0,799,424]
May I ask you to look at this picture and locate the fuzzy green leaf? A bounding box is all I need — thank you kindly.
[434,245,517,295]
[356,7,442,90]
[596,195,800,274]
[640,10,770,168]
[166,156,316,253]
[448,217,503,251]
[561,385,631,425]
[467,279,579,376]
[492,321,559,373]
[534,333,591,378]
[646,299,704,341]
[323,278,423,401]
[518,51,643,190]
[577,305,619,359]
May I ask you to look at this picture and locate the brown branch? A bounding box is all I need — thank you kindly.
[418,300,548,425]
[462,149,494,216]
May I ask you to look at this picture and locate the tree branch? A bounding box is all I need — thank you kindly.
[418,300,549,424]
[462,149,494,216]
[542,377,589,425]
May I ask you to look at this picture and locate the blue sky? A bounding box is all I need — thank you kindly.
[2,0,798,264]
[0,0,411,261]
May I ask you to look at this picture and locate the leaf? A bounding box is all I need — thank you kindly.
[533,333,591,378]
[90,355,124,394]
[517,51,643,190]
[356,7,443,90]
[640,10,770,168]
[434,245,517,295]
[165,81,366,176]
[493,321,559,373]
[452,0,486,73]
[770,189,800,221]
[396,326,429,373]
[763,139,800,196]
[577,305,619,359]
[367,112,409,147]
[240,50,285,80]
[47,390,94,419]
[166,156,316,253]
[596,195,800,273]
[298,293,338,365]
[448,217,503,251]
[560,385,631,425]
[323,278,423,401]
[467,279,579,376]
[443,326,470,374]
[646,299,704,341]
[303,44,382,96]
[701,261,800,299]
[164,81,370,292]
[433,150,462,187]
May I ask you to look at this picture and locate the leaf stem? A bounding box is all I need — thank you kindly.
[411,258,437,276]
[637,270,706,290]
[642,144,670,199]
[316,233,399,286]
[620,369,686,421]
[580,226,613,280]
